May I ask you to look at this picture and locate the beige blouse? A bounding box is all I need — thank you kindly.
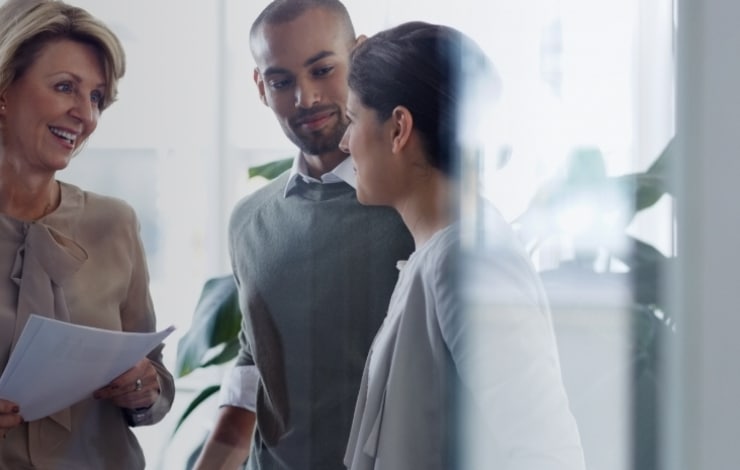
[0,181,174,470]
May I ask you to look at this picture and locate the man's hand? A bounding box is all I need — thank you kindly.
[193,405,256,470]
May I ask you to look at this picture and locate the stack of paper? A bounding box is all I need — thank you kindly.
[0,314,174,421]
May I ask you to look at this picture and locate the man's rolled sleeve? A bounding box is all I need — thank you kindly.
[218,365,260,412]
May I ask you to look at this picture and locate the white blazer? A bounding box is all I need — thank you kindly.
[344,214,586,470]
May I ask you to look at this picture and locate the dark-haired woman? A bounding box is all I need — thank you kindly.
[340,21,586,470]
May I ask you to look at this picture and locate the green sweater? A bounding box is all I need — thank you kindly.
[229,172,413,470]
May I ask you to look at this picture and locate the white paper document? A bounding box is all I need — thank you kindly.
[0,314,175,421]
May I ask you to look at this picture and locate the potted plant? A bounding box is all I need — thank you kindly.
[169,157,292,467]
[513,139,676,470]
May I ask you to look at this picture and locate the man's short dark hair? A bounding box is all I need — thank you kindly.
[250,0,355,43]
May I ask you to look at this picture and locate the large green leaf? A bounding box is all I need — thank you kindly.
[200,337,241,368]
[171,384,220,436]
[248,158,293,180]
[612,172,668,215]
[616,138,675,214]
[515,140,675,251]
[176,275,242,377]
[647,137,674,179]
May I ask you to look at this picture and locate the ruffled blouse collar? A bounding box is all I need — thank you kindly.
[0,181,88,452]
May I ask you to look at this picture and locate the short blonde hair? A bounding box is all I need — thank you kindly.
[0,0,125,111]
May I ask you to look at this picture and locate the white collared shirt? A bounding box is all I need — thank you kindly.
[283,153,357,197]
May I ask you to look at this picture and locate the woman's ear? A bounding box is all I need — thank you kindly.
[353,34,368,50]
[390,106,414,154]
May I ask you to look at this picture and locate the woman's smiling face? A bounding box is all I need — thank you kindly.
[0,39,106,174]
[339,90,399,206]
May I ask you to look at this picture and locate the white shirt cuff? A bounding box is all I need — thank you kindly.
[218,365,260,412]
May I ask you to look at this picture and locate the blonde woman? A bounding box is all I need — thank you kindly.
[0,1,173,467]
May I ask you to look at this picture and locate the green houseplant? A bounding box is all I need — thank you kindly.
[172,157,292,438]
[513,138,676,470]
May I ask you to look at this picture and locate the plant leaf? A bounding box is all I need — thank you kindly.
[647,137,674,179]
[615,137,675,216]
[200,337,241,368]
[176,275,242,377]
[612,173,668,215]
[171,384,220,437]
[248,158,293,180]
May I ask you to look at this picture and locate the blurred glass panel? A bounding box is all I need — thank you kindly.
[457,1,675,469]
[45,0,676,468]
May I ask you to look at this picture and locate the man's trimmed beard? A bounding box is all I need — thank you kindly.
[282,112,349,156]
